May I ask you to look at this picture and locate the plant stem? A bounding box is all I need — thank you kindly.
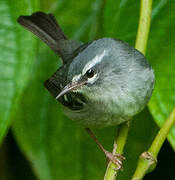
[104,123,129,180]
[104,0,152,179]
[132,108,175,180]
[135,0,152,54]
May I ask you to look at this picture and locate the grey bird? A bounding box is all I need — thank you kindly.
[17,11,155,169]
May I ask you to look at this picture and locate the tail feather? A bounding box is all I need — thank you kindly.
[17,11,67,57]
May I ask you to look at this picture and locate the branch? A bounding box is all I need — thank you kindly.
[132,108,175,180]
[104,0,152,179]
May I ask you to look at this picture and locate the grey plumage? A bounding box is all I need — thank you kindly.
[18,12,155,128]
[63,38,155,127]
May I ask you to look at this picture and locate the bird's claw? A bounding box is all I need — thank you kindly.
[105,151,125,170]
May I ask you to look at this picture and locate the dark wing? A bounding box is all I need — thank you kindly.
[17,11,82,63]
[44,65,68,98]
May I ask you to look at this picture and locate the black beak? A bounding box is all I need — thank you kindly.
[55,81,87,100]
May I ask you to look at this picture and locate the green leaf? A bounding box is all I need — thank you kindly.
[147,0,175,150]
[0,0,39,143]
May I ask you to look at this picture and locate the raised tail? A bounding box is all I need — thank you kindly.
[17,11,81,62]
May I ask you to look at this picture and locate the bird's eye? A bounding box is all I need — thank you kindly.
[85,69,95,78]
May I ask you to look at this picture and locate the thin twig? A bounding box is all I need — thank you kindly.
[132,108,175,180]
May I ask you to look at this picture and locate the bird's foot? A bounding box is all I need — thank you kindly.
[105,150,125,170]
[85,128,125,170]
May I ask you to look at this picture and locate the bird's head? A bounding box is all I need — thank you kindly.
[45,38,154,113]
[55,38,119,105]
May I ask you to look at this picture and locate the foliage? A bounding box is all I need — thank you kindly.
[0,0,174,179]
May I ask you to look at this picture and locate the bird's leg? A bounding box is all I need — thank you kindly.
[85,128,125,170]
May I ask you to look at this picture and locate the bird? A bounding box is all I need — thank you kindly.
[17,11,155,169]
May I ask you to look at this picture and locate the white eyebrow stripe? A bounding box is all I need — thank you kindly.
[82,50,107,75]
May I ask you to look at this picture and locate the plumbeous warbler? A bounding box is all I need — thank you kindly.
[18,12,155,169]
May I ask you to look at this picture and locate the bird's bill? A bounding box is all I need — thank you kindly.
[55,81,87,100]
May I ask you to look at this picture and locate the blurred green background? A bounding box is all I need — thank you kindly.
[0,0,175,179]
